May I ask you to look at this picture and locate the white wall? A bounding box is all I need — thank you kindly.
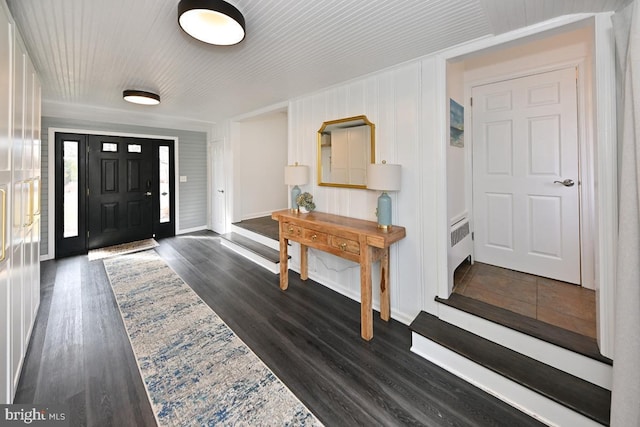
[232,112,288,221]
[462,26,593,82]
[288,63,427,324]
[446,61,467,225]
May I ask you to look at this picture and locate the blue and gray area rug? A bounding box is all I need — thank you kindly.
[103,250,321,426]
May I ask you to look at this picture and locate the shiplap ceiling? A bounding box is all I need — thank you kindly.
[6,0,630,125]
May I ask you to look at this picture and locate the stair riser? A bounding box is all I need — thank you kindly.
[230,224,280,250]
[220,239,279,274]
[411,333,604,427]
[438,304,612,389]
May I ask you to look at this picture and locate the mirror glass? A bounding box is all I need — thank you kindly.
[317,115,375,188]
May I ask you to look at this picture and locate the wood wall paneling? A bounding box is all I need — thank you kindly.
[288,62,426,325]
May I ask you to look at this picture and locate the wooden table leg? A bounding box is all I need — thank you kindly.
[279,236,288,290]
[380,247,390,321]
[360,245,373,340]
[300,244,308,281]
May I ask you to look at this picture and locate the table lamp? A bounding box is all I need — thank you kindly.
[284,162,309,213]
[367,161,401,231]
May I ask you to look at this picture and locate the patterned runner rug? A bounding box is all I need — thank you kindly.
[88,238,159,261]
[103,250,321,426]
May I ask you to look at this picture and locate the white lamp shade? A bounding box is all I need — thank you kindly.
[284,164,309,186]
[367,163,401,192]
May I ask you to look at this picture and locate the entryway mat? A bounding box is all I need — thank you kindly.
[88,238,159,261]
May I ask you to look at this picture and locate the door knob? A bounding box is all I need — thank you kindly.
[553,179,575,187]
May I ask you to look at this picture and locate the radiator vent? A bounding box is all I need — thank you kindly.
[451,221,470,247]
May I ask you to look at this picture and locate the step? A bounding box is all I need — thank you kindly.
[219,232,286,274]
[410,312,610,426]
[433,295,612,390]
[230,223,280,251]
[436,294,611,365]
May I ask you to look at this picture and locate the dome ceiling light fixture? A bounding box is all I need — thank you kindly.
[178,0,246,46]
[123,90,161,105]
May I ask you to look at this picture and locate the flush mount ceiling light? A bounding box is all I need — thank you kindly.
[123,90,161,105]
[178,0,245,46]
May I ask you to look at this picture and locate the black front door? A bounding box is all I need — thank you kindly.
[87,135,154,249]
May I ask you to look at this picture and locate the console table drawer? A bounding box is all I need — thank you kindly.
[302,229,328,245]
[282,222,303,238]
[329,235,360,255]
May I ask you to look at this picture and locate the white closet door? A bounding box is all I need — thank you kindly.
[0,1,12,405]
[472,67,581,284]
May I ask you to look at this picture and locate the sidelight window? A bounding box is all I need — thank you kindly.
[62,141,79,238]
[159,146,170,223]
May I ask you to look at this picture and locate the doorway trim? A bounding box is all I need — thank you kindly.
[46,127,179,260]
[434,14,617,357]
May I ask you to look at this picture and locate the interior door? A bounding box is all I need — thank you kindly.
[472,67,581,284]
[210,140,226,234]
[88,135,154,249]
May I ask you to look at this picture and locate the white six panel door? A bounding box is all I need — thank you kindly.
[472,67,581,284]
[210,140,226,234]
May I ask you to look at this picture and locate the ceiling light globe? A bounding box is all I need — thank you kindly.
[123,90,160,105]
[178,0,246,46]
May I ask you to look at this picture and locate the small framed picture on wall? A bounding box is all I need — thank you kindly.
[450,98,464,148]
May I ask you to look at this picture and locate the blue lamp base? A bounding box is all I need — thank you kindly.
[376,192,393,232]
[291,185,301,213]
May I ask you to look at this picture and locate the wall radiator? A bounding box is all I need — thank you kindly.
[451,221,470,247]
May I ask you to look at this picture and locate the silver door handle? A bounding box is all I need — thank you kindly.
[553,179,575,187]
[217,189,224,193]
[145,191,152,196]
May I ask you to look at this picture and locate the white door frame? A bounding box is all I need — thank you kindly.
[434,14,617,357]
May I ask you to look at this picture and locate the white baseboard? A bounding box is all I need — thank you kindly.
[177,225,207,235]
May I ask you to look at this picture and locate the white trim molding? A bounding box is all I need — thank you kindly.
[593,12,618,359]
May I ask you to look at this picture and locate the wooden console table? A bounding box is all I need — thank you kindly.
[271,209,406,340]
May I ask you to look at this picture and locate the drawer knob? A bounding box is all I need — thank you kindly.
[340,243,347,251]
[312,234,317,241]
[288,227,294,233]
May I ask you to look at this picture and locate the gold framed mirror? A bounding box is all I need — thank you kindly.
[317,115,375,188]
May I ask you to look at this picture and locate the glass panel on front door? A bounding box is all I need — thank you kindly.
[63,140,78,238]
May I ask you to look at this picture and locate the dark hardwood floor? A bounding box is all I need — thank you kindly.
[16,231,544,426]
